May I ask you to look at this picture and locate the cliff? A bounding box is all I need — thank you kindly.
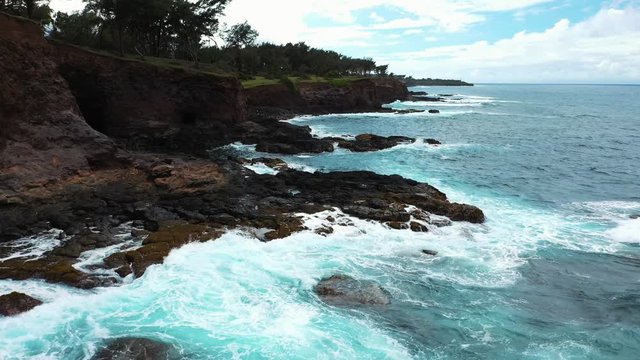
[0,13,117,194]
[245,78,408,117]
[52,42,246,154]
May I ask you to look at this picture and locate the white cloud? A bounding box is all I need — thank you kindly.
[49,0,84,13]
[221,0,555,45]
[403,29,424,35]
[383,8,640,83]
[370,11,385,23]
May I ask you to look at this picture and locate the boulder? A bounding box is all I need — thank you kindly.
[395,109,425,114]
[424,139,442,145]
[335,134,414,152]
[314,274,391,305]
[428,109,440,114]
[0,292,43,316]
[421,249,438,256]
[92,338,178,360]
[410,221,429,232]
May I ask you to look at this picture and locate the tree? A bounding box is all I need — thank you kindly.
[2,0,51,21]
[50,10,102,47]
[224,21,258,73]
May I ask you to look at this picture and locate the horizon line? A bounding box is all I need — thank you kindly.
[471,82,640,86]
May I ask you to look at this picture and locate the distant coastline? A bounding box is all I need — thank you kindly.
[399,77,474,87]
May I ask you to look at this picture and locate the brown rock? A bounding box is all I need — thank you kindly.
[0,292,43,316]
[92,338,178,360]
[314,274,391,306]
[410,221,429,232]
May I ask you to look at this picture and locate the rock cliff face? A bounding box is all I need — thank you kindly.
[53,42,246,155]
[0,13,117,194]
[245,78,408,117]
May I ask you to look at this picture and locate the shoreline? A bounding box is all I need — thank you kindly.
[0,12,483,316]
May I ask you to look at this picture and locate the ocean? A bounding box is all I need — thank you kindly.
[1,84,639,359]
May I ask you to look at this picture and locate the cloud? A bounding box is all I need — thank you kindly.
[370,12,385,23]
[221,0,556,45]
[383,7,640,82]
[49,0,84,13]
[403,29,424,35]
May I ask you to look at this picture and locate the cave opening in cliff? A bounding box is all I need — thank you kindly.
[58,68,110,136]
[181,111,197,125]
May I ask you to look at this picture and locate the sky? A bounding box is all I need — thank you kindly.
[50,0,640,83]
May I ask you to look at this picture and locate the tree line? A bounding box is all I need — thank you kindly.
[1,0,390,78]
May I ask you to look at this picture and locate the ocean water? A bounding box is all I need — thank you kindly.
[1,84,640,359]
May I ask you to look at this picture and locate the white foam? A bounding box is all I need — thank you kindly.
[243,163,279,175]
[287,162,317,173]
[0,229,63,262]
[607,219,640,243]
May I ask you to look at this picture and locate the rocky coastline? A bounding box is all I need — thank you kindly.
[0,10,483,324]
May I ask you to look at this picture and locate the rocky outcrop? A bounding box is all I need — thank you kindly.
[331,134,414,152]
[92,338,179,360]
[245,78,409,117]
[0,13,118,197]
[0,291,42,316]
[52,42,246,155]
[314,274,391,305]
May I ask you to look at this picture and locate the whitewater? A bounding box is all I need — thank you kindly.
[1,84,639,359]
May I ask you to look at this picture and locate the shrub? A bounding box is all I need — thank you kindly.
[279,76,297,93]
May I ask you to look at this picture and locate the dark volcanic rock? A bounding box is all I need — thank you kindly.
[54,43,245,156]
[630,214,640,219]
[428,109,440,114]
[414,96,444,102]
[410,221,429,232]
[315,274,391,305]
[334,134,414,152]
[425,139,442,145]
[92,338,178,360]
[0,292,43,316]
[395,109,425,114]
[242,118,334,155]
[422,249,438,256]
[409,91,428,96]
[245,78,409,115]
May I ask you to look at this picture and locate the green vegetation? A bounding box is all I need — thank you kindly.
[396,76,474,87]
[241,76,364,89]
[1,1,404,87]
[1,0,52,23]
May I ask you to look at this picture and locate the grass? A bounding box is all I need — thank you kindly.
[241,75,365,89]
[49,40,234,78]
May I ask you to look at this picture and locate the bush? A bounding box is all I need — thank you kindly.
[279,76,297,93]
[329,78,351,88]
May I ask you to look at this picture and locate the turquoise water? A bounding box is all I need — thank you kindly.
[1,85,640,359]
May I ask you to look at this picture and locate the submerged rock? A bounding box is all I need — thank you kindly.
[92,338,178,360]
[422,249,438,256]
[630,214,640,219]
[0,292,43,316]
[428,109,440,114]
[424,139,442,145]
[314,274,391,305]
